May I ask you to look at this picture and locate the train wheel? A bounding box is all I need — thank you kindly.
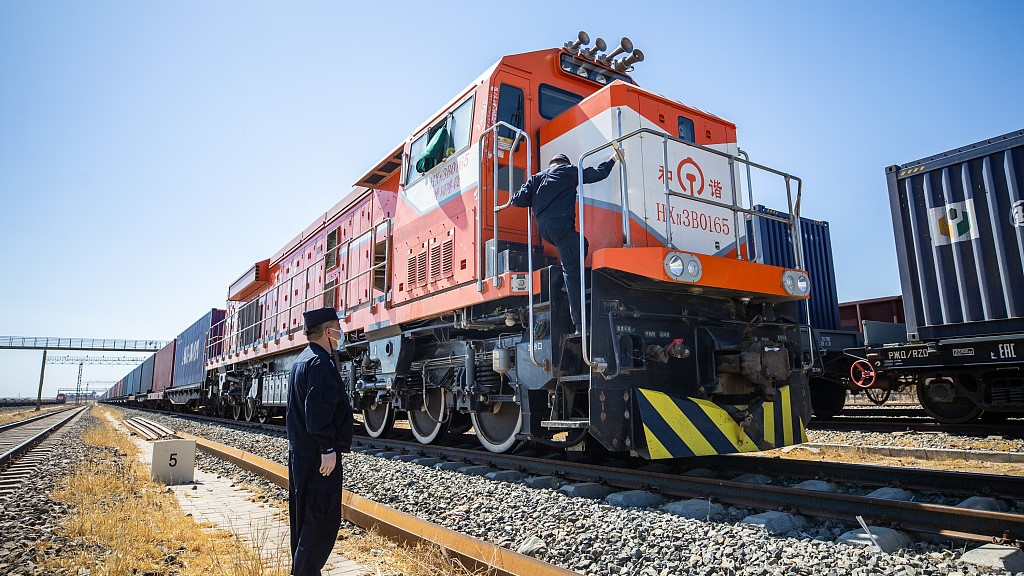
[809,379,846,419]
[471,401,522,453]
[449,412,472,436]
[231,403,242,421]
[257,408,270,424]
[362,401,395,438]
[408,388,450,444]
[244,401,256,422]
[917,379,982,424]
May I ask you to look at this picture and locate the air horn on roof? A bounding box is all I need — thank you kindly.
[580,37,607,60]
[612,49,644,72]
[599,37,633,66]
[563,31,590,55]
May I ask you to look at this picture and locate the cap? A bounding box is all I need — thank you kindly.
[303,307,338,330]
[549,154,571,166]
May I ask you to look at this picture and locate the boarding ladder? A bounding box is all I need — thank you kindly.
[477,121,548,368]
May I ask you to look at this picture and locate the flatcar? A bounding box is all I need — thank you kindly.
[798,131,1024,424]
[110,33,817,458]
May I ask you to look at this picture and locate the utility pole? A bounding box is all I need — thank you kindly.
[35,349,48,411]
[76,363,84,405]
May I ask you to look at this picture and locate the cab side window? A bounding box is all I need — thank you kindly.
[406,95,475,182]
[496,83,524,140]
[539,84,583,120]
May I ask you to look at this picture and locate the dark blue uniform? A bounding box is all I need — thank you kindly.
[286,343,354,576]
[511,158,616,329]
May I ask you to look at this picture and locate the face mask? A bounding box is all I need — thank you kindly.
[327,328,341,350]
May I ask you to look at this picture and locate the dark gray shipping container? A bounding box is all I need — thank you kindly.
[126,365,140,395]
[172,309,226,389]
[139,354,155,394]
[887,129,1024,341]
[747,205,841,330]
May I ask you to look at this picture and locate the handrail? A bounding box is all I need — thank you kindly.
[207,218,393,362]
[577,127,806,368]
[475,121,532,290]
[737,149,755,261]
[476,121,543,368]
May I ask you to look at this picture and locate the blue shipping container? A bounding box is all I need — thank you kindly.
[172,308,226,389]
[140,354,156,394]
[126,365,140,395]
[747,205,841,330]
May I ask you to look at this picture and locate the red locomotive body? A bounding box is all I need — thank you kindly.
[201,35,814,458]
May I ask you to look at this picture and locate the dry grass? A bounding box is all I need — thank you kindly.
[334,524,483,576]
[0,403,69,426]
[42,405,288,576]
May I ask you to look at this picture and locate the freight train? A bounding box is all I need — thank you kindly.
[103,32,816,459]
[804,130,1024,424]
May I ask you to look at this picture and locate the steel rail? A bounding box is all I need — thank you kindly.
[125,409,1024,541]
[0,407,76,434]
[0,406,87,470]
[175,432,578,576]
[687,454,1024,501]
[349,437,1024,544]
[811,418,1024,437]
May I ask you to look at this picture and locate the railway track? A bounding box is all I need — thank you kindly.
[811,414,1024,437]
[116,416,576,576]
[0,406,87,499]
[125,407,1024,544]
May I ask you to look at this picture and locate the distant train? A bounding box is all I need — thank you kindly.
[0,394,66,407]
[103,32,816,459]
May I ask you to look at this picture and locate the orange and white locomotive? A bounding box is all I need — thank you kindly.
[205,33,814,459]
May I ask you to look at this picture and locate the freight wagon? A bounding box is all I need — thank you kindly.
[845,130,1024,423]
[791,130,1024,422]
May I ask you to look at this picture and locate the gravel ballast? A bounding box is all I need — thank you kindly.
[0,411,97,575]
[124,409,1020,576]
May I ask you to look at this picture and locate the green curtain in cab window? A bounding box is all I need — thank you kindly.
[416,126,449,173]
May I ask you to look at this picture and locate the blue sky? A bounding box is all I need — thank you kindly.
[1,1,1022,398]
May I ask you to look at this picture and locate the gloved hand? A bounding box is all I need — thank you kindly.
[612,141,625,162]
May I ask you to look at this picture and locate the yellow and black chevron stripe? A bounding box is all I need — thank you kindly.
[636,386,808,459]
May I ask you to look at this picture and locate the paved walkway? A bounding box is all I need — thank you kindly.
[168,470,365,575]
[112,414,366,575]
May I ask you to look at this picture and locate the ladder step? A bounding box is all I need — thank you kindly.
[558,374,591,382]
[541,418,590,430]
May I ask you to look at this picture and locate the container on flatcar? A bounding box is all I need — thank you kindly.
[126,365,140,395]
[153,340,176,392]
[747,205,840,330]
[173,309,225,388]
[140,354,156,395]
[887,129,1024,341]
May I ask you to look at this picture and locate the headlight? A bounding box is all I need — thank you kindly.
[795,274,810,294]
[782,270,811,296]
[664,252,702,283]
[667,255,684,277]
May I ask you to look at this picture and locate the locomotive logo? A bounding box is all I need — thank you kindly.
[676,157,704,196]
[929,199,979,245]
[1012,200,1024,228]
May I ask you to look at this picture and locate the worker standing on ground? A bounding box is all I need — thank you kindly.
[286,306,353,576]
[511,148,620,334]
